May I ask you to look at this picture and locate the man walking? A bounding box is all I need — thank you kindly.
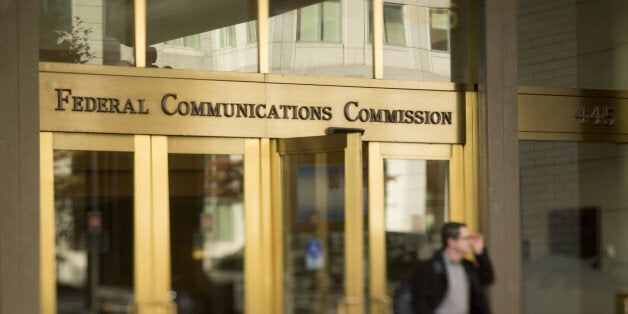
[411,222,494,314]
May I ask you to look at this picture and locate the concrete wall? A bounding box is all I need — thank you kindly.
[518,0,628,90]
[520,141,628,314]
[478,0,521,313]
[0,0,40,313]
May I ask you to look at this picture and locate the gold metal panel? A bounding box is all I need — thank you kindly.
[53,133,134,151]
[39,72,268,137]
[463,92,479,233]
[150,136,172,313]
[519,86,628,98]
[259,138,274,311]
[263,73,474,92]
[265,84,463,142]
[244,139,262,313]
[367,142,388,313]
[167,136,245,154]
[377,142,451,159]
[40,62,266,82]
[40,132,56,314]
[518,91,628,136]
[277,133,348,154]
[519,132,628,142]
[449,145,465,223]
[270,139,284,314]
[344,133,365,314]
[40,68,465,143]
[134,135,153,309]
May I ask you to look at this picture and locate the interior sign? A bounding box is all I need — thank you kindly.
[575,105,615,126]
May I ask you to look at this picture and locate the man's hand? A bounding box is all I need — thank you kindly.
[469,234,485,255]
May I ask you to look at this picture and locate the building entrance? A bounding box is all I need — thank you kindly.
[40,132,466,314]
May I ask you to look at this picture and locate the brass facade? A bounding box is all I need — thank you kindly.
[40,63,467,144]
[519,86,628,141]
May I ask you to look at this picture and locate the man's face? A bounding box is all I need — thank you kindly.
[449,226,471,254]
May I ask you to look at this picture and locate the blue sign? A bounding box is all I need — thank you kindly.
[305,239,325,270]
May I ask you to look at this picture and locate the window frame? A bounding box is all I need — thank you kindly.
[383,3,406,47]
[429,8,452,53]
[297,0,342,43]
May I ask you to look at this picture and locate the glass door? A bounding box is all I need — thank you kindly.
[40,133,143,313]
[367,142,463,313]
[162,136,261,314]
[41,134,262,314]
[274,133,365,314]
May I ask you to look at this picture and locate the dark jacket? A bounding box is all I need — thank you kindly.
[411,250,494,314]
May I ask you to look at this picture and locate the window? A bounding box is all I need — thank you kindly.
[247,21,258,44]
[384,4,405,46]
[165,34,201,49]
[220,25,237,48]
[430,8,451,52]
[297,0,341,42]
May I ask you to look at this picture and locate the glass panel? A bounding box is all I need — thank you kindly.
[221,26,238,49]
[430,9,450,52]
[148,0,258,71]
[54,150,134,313]
[169,153,245,313]
[246,21,258,44]
[384,159,449,296]
[384,4,405,46]
[299,4,322,42]
[520,141,628,313]
[282,151,346,313]
[322,1,341,42]
[518,0,628,90]
[40,0,135,66]
[270,0,373,78]
[383,0,475,83]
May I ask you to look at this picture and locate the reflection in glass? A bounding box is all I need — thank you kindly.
[148,0,258,71]
[384,159,448,297]
[40,0,135,66]
[169,154,245,313]
[430,9,451,52]
[270,0,373,78]
[382,0,475,83]
[384,4,405,46]
[54,150,134,313]
[518,0,628,90]
[520,141,628,314]
[283,152,346,313]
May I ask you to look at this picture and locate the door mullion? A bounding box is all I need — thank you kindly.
[40,132,56,314]
[344,133,365,314]
[244,139,262,313]
[149,136,172,313]
[368,142,388,313]
[134,135,153,310]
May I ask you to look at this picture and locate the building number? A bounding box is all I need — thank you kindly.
[575,105,614,126]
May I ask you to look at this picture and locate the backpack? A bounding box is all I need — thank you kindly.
[393,279,416,314]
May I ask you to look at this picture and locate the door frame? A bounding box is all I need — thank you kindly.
[367,142,466,312]
[271,133,365,314]
[40,133,265,314]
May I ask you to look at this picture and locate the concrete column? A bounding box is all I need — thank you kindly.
[0,0,40,313]
[477,0,521,313]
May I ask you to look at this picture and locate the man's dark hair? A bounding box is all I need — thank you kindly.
[441,222,467,248]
